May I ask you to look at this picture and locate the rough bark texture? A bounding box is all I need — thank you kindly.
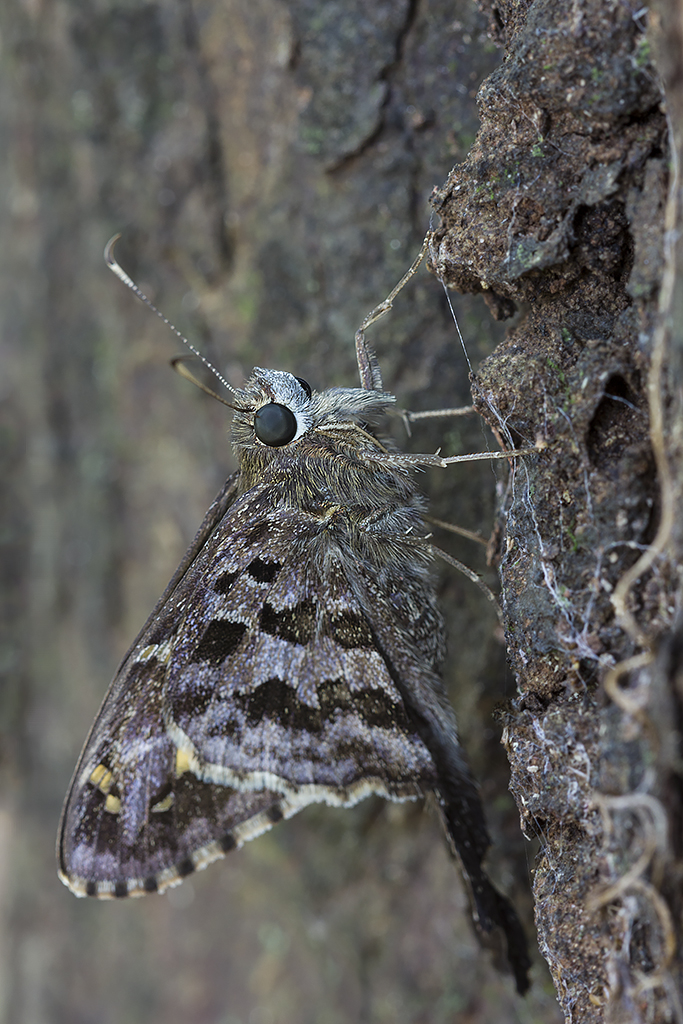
[429,0,683,1020]
[1,0,680,1022]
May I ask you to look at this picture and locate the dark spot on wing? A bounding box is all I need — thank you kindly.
[169,679,215,721]
[245,522,269,546]
[193,620,247,664]
[214,571,238,594]
[244,679,300,727]
[130,656,159,676]
[260,599,317,645]
[143,876,158,893]
[86,881,97,897]
[349,685,408,729]
[177,856,195,877]
[242,676,407,732]
[328,611,374,649]
[315,679,405,730]
[247,558,281,584]
[147,620,176,645]
[219,832,237,853]
[267,805,283,823]
[114,881,128,898]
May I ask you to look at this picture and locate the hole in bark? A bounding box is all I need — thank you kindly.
[586,374,641,466]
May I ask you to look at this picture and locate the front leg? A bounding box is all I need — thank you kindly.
[354,231,433,391]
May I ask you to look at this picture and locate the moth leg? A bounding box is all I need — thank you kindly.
[397,404,477,437]
[361,446,541,471]
[429,543,502,623]
[354,231,432,392]
[425,516,487,546]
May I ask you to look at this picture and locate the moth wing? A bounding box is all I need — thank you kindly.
[165,501,440,803]
[56,473,275,898]
[58,481,438,899]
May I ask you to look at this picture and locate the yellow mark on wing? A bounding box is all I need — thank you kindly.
[137,640,173,665]
[104,794,121,814]
[151,792,175,813]
[89,764,113,794]
[175,748,193,777]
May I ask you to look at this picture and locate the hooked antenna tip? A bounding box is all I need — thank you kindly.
[104,234,122,267]
[101,232,240,399]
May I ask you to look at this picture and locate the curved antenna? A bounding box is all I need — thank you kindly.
[104,235,239,397]
[170,356,244,410]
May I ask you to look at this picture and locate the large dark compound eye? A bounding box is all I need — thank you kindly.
[254,403,298,446]
[295,377,312,399]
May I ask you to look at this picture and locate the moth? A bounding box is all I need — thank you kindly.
[58,234,533,994]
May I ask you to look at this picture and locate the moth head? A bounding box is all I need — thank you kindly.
[234,369,314,449]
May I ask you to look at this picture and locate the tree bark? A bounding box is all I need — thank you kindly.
[431,0,683,1020]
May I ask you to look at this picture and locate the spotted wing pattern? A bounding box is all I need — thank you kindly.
[58,486,439,900]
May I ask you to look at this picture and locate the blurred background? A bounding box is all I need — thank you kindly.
[1,1,562,1021]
